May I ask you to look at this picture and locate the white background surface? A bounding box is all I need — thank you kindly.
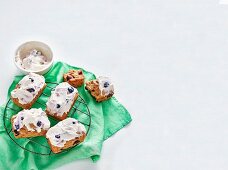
[1,0,228,170]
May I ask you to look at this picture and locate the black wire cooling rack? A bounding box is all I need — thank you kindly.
[3,82,91,156]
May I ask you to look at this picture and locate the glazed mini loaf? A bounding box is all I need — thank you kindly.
[11,108,50,138]
[63,70,85,87]
[85,76,114,102]
[11,73,46,109]
[46,118,86,153]
[46,82,78,120]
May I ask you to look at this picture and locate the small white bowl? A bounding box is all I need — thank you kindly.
[14,41,54,75]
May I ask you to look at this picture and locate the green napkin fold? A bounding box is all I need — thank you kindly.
[0,62,132,170]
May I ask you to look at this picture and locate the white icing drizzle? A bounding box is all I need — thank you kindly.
[46,118,86,147]
[17,49,49,72]
[97,76,114,96]
[46,82,78,116]
[12,108,50,133]
[11,73,45,104]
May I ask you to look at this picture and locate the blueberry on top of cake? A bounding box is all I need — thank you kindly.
[11,73,45,104]
[46,118,86,147]
[46,82,78,117]
[12,108,50,133]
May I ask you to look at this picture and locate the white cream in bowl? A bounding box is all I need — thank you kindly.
[15,41,54,75]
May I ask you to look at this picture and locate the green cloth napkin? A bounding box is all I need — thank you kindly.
[0,62,132,170]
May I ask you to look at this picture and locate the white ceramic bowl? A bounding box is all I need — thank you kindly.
[14,41,54,75]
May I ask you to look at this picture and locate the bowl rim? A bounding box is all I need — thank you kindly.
[14,41,54,74]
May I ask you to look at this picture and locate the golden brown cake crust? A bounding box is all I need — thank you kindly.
[11,117,47,138]
[45,93,79,121]
[63,70,85,87]
[47,132,86,153]
[11,83,46,109]
[85,80,114,102]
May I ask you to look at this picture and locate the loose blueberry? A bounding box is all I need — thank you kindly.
[104,82,109,88]
[29,78,34,82]
[55,135,60,139]
[68,87,74,93]
[15,124,19,130]
[21,117,24,120]
[27,88,35,93]
[37,121,42,127]
[56,104,61,108]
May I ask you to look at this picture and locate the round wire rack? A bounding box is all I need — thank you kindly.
[3,82,91,156]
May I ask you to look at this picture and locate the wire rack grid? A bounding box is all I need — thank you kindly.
[3,82,91,156]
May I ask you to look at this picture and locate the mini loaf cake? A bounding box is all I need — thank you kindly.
[11,108,50,138]
[63,70,85,87]
[46,82,78,120]
[11,73,46,109]
[85,76,114,102]
[46,118,86,153]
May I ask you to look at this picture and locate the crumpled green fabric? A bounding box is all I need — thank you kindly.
[0,62,132,170]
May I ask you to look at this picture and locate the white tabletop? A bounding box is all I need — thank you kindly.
[1,0,228,170]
